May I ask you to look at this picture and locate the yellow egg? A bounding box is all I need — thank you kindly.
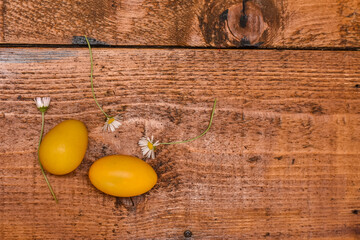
[39,119,88,175]
[89,155,157,197]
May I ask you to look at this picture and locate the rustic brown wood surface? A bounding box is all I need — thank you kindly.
[0,48,359,239]
[0,0,359,48]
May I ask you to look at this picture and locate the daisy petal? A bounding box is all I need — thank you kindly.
[102,115,122,132]
[138,135,159,159]
[34,97,51,112]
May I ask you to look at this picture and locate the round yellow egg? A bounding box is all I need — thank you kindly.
[89,155,157,197]
[39,119,88,175]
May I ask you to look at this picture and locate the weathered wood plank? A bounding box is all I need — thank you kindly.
[0,1,3,42]
[0,0,359,48]
[0,48,359,239]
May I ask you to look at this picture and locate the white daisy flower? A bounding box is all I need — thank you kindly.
[102,115,122,132]
[34,97,51,112]
[138,136,160,159]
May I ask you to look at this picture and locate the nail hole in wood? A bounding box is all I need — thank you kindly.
[184,230,192,238]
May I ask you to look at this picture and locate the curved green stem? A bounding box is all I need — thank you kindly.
[84,35,110,119]
[160,99,217,145]
[38,112,58,203]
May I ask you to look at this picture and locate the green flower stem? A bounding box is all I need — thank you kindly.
[160,99,217,145]
[84,35,110,119]
[38,111,58,203]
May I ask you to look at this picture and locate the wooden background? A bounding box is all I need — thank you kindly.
[0,0,359,239]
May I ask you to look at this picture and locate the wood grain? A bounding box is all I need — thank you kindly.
[0,48,360,239]
[0,0,359,48]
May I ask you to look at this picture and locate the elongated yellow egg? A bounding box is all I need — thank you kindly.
[39,119,88,175]
[89,155,157,197]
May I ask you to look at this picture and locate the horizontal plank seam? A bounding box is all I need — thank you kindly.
[0,44,359,51]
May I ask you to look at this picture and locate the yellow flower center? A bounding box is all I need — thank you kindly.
[108,118,115,124]
[147,141,154,150]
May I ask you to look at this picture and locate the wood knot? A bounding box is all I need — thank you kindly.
[225,1,267,46]
[115,195,145,210]
[218,0,280,47]
[247,156,261,162]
